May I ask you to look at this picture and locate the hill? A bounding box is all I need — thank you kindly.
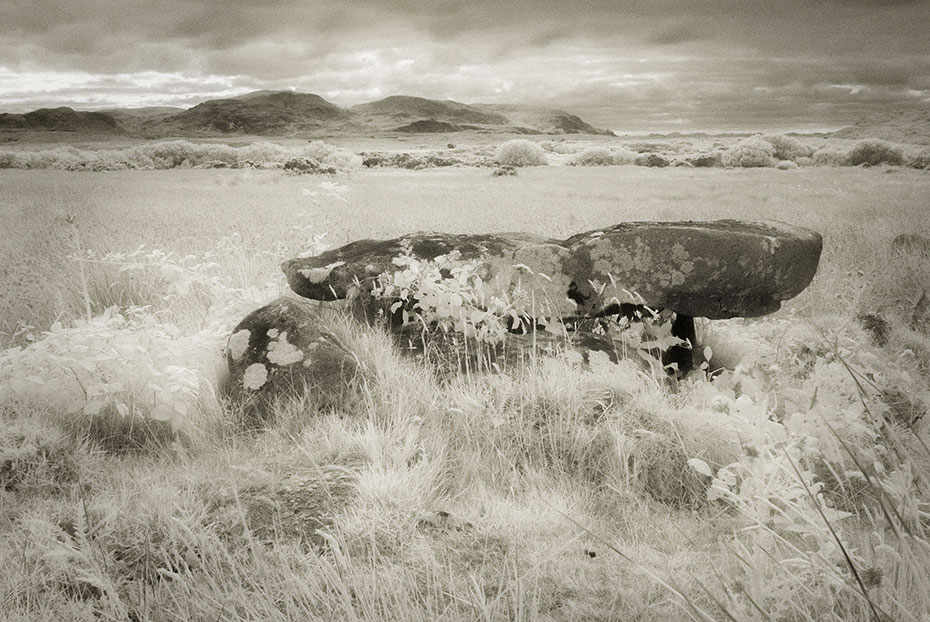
[0,91,616,138]
[393,119,464,133]
[102,106,184,134]
[474,103,615,136]
[0,107,123,133]
[350,95,509,128]
[832,109,930,145]
[159,90,352,135]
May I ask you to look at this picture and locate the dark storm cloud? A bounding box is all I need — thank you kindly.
[0,0,927,128]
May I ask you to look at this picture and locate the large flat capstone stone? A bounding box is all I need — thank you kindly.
[282,220,822,320]
[563,220,823,319]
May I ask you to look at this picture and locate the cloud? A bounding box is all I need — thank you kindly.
[0,0,927,130]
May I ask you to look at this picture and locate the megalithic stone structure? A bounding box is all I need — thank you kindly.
[277,220,822,377]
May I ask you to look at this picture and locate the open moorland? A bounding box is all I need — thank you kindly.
[1,128,930,621]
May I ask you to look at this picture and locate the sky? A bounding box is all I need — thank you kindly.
[0,0,928,132]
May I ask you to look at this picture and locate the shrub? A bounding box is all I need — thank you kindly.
[495,139,548,167]
[628,142,668,154]
[813,147,847,166]
[540,140,575,154]
[845,139,904,166]
[0,152,21,168]
[775,160,799,170]
[721,135,777,168]
[762,134,815,161]
[301,140,362,172]
[904,145,930,169]
[491,166,517,177]
[0,140,360,172]
[283,157,336,175]
[570,147,618,166]
[687,153,722,168]
[635,153,670,168]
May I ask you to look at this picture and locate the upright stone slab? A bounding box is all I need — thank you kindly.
[226,297,364,423]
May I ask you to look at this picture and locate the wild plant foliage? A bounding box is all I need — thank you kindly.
[845,139,905,167]
[495,139,549,167]
[721,135,778,168]
[1,166,929,620]
[570,146,637,166]
[0,140,361,172]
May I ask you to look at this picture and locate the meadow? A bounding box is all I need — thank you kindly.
[1,143,930,621]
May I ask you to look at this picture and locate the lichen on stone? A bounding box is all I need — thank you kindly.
[266,331,305,366]
[299,261,346,284]
[228,329,251,360]
[242,363,269,391]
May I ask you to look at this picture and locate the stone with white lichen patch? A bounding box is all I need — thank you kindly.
[281,220,822,320]
[225,297,365,424]
[563,220,822,319]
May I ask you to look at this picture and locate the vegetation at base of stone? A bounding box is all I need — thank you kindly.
[1,165,930,620]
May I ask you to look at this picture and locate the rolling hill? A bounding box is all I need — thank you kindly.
[474,103,615,136]
[0,90,616,138]
[350,95,510,128]
[832,109,930,145]
[0,107,124,134]
[158,90,353,135]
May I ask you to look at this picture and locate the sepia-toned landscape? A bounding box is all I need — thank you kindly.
[2,2,930,621]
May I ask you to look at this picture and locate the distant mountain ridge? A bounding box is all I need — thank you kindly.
[0,90,616,137]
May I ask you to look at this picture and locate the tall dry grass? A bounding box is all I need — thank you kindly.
[1,164,929,620]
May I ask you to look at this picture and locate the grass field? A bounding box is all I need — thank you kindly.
[2,160,930,620]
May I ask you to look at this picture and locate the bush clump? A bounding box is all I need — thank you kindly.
[570,147,618,166]
[283,158,337,175]
[491,165,517,177]
[721,135,777,168]
[813,147,847,166]
[762,134,815,161]
[0,140,360,172]
[904,145,930,169]
[495,139,548,167]
[361,152,461,169]
[687,153,722,168]
[635,153,670,168]
[845,139,904,166]
[540,140,576,154]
